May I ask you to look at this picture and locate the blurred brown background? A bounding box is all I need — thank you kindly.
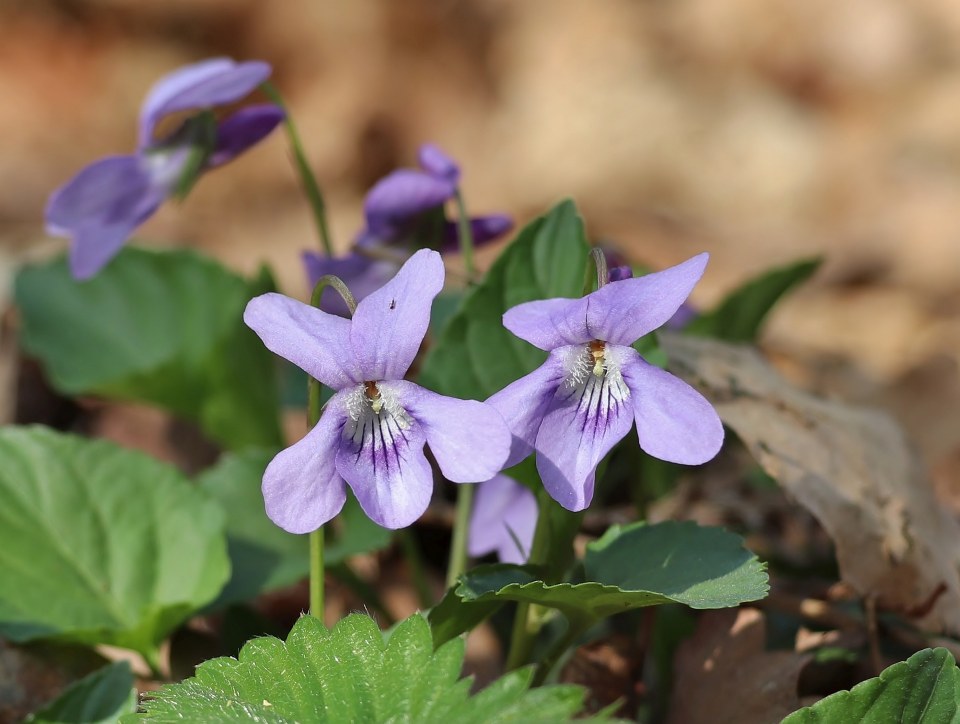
[2,0,960,473]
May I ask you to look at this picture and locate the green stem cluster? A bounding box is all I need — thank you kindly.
[261,82,334,256]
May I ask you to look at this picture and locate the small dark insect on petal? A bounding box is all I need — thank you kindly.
[389,299,396,310]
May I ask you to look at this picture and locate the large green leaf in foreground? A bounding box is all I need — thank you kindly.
[15,247,282,451]
[419,199,589,401]
[783,648,960,723]
[131,613,601,723]
[0,426,230,660]
[430,521,768,644]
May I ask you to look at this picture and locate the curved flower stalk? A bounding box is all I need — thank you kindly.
[245,249,511,531]
[468,475,538,565]
[46,58,284,280]
[304,143,513,315]
[488,253,724,512]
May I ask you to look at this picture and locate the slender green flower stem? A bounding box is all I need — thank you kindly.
[504,490,555,671]
[261,82,334,256]
[531,617,592,686]
[444,188,480,590]
[453,189,477,280]
[446,483,475,590]
[307,276,357,620]
[400,530,434,609]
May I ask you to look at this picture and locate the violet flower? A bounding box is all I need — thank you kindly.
[244,249,511,531]
[303,143,512,315]
[46,58,284,280]
[487,253,724,512]
[468,475,537,565]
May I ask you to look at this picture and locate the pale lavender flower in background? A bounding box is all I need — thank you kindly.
[245,249,511,531]
[46,58,284,280]
[468,475,538,565]
[303,143,512,315]
[488,253,724,512]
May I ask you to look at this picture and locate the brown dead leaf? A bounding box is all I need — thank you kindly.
[667,608,808,724]
[663,333,960,634]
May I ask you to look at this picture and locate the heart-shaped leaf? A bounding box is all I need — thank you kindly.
[430,521,767,643]
[0,426,230,661]
[27,662,136,724]
[130,613,604,722]
[15,247,283,451]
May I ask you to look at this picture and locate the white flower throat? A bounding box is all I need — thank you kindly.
[562,340,630,414]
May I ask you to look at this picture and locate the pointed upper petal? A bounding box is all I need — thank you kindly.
[363,169,454,234]
[335,397,433,529]
[349,249,444,380]
[244,292,359,390]
[469,474,537,564]
[302,251,399,317]
[585,253,708,345]
[139,58,271,146]
[535,346,636,511]
[621,355,723,465]
[486,353,565,467]
[207,104,284,168]
[417,143,461,184]
[502,297,591,350]
[262,392,349,534]
[391,380,510,483]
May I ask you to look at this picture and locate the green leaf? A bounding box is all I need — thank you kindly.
[27,661,136,723]
[15,247,283,451]
[131,613,601,722]
[685,257,821,342]
[199,449,393,608]
[430,521,767,642]
[420,199,589,400]
[0,426,230,660]
[783,648,960,723]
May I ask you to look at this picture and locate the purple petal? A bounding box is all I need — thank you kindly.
[208,104,284,168]
[469,475,538,564]
[364,169,454,235]
[441,214,514,249]
[45,155,167,279]
[607,265,633,283]
[534,346,637,511]
[349,249,444,381]
[391,380,510,482]
[262,391,350,534]
[621,355,724,465]
[585,253,709,346]
[139,58,271,146]
[502,297,591,350]
[417,143,460,184]
[244,292,360,390]
[486,353,565,467]
[334,392,433,529]
[302,251,400,317]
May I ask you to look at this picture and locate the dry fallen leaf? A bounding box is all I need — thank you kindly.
[662,333,960,634]
[667,608,809,724]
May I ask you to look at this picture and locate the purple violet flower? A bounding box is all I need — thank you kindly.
[303,143,512,315]
[468,475,537,565]
[487,253,724,512]
[244,249,511,531]
[46,58,284,280]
